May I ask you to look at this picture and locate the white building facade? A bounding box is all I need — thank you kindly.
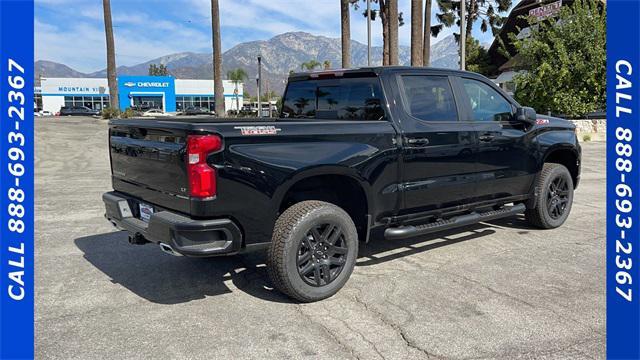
[40,76,243,114]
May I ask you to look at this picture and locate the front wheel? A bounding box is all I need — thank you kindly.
[525,163,574,229]
[267,201,358,302]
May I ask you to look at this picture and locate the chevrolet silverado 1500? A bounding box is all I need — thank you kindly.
[103,67,580,302]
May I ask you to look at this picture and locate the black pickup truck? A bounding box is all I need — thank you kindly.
[103,67,580,302]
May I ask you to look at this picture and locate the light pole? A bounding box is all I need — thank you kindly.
[367,0,371,66]
[265,77,271,118]
[257,55,262,118]
[460,0,466,71]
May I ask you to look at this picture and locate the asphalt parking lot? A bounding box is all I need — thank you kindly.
[36,116,605,359]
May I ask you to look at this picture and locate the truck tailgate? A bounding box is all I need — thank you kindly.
[109,121,191,213]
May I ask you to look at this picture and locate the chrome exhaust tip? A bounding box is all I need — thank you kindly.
[159,243,182,257]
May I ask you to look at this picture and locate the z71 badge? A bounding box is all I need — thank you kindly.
[234,126,281,135]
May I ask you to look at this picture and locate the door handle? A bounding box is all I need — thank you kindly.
[407,138,430,145]
[478,134,494,142]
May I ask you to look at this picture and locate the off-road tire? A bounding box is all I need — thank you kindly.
[525,163,574,229]
[267,201,358,302]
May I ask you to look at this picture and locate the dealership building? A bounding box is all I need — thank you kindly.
[39,76,243,114]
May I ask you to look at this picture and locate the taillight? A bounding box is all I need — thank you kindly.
[186,135,222,198]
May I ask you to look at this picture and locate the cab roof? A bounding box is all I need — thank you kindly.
[287,66,484,82]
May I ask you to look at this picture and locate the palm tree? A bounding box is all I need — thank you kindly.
[227,68,247,115]
[301,60,322,71]
[410,0,423,66]
[380,0,390,65]
[340,0,351,68]
[433,0,511,40]
[423,0,432,66]
[388,0,399,65]
[294,97,311,116]
[211,0,224,116]
[102,0,119,111]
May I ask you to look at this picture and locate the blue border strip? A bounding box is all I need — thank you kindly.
[607,0,640,358]
[0,0,35,358]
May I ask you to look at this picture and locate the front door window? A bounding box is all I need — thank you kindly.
[461,78,513,122]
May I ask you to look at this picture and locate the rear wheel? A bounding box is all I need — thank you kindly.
[267,201,358,302]
[525,163,574,229]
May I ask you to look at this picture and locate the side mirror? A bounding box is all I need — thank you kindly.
[516,106,537,125]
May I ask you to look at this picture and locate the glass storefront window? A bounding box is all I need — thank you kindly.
[132,95,163,110]
[174,95,216,111]
[62,95,109,109]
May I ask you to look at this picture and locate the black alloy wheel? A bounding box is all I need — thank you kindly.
[296,223,348,287]
[525,163,574,229]
[267,201,358,302]
[547,175,570,219]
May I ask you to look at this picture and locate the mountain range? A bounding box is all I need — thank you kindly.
[35,31,459,95]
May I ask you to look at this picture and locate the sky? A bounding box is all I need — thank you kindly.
[35,0,505,73]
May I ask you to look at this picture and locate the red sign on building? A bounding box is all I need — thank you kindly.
[529,0,563,21]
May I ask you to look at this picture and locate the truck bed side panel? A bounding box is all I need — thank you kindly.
[207,120,400,244]
[108,118,400,245]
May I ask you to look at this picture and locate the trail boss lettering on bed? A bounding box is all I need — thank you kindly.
[234,126,281,135]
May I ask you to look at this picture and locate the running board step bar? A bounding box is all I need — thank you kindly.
[384,203,526,240]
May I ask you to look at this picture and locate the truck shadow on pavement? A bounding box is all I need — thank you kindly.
[74,231,289,304]
[74,223,500,304]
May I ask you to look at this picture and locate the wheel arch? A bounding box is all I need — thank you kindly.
[275,167,372,241]
[542,146,580,188]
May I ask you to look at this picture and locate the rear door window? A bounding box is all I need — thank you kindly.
[400,75,458,122]
[281,77,385,120]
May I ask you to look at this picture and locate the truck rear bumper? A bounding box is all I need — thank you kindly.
[102,191,242,257]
